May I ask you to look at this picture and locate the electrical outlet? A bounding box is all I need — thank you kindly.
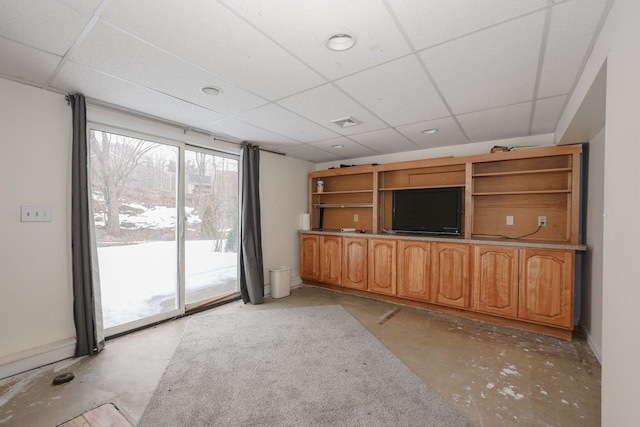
[506,215,514,226]
[21,206,52,222]
[353,214,359,222]
[538,216,547,226]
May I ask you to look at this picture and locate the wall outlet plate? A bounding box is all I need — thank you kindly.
[21,206,52,222]
[538,216,547,226]
[506,215,514,226]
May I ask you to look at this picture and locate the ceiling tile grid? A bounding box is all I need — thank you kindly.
[335,55,450,127]
[385,0,548,51]
[220,0,412,80]
[537,0,609,98]
[99,0,326,101]
[420,11,545,115]
[0,0,613,162]
[276,84,389,136]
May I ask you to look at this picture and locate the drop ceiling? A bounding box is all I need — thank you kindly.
[0,0,612,163]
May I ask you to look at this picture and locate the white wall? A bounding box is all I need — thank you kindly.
[583,127,605,363]
[0,79,76,377]
[556,0,640,424]
[316,133,555,170]
[259,151,315,290]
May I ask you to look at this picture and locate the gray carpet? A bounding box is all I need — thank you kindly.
[138,305,470,426]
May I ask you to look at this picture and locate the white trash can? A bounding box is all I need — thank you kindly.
[269,266,292,298]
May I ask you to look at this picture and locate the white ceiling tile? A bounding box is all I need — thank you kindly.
[100,0,325,100]
[277,144,343,163]
[396,117,468,148]
[222,0,411,80]
[69,22,267,116]
[336,56,449,126]
[54,0,103,16]
[310,137,377,159]
[458,103,532,142]
[52,62,225,130]
[421,11,545,114]
[277,84,388,136]
[0,38,61,85]
[387,0,547,50]
[207,118,298,145]
[347,128,418,154]
[0,0,92,55]
[532,95,567,134]
[235,104,339,143]
[537,0,608,98]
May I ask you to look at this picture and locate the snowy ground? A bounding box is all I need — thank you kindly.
[97,240,237,329]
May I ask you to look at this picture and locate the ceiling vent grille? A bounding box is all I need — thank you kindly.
[330,116,360,128]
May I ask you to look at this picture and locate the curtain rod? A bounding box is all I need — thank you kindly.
[65,90,287,156]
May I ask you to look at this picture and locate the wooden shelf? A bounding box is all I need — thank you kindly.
[312,190,373,195]
[472,167,572,178]
[379,184,464,191]
[313,204,374,209]
[472,190,571,196]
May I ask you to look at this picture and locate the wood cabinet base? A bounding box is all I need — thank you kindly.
[303,280,573,341]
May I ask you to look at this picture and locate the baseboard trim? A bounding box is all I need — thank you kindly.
[0,338,75,380]
[584,328,602,364]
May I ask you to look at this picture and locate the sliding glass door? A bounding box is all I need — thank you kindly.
[184,148,239,307]
[89,127,238,335]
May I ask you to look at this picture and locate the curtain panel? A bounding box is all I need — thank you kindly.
[239,142,264,304]
[69,94,104,356]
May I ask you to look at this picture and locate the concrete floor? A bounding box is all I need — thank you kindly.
[0,285,600,427]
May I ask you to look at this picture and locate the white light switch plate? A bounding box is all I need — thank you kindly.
[21,206,52,222]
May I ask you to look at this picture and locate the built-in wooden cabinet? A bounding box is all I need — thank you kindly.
[519,249,574,328]
[319,236,342,285]
[302,145,584,339]
[368,239,396,295]
[309,145,583,245]
[473,246,519,317]
[432,243,471,309]
[342,237,368,290]
[300,234,320,281]
[397,241,431,302]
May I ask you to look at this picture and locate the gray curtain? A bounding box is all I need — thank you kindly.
[239,142,264,304]
[69,94,104,356]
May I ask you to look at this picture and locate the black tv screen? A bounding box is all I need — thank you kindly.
[392,188,463,235]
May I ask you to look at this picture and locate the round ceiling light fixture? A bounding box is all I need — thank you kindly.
[201,86,223,96]
[331,144,345,149]
[325,33,356,51]
[421,128,439,135]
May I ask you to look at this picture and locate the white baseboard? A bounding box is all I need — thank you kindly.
[0,338,75,380]
[584,329,602,365]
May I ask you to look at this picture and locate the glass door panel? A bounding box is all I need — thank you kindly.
[90,129,180,331]
[184,148,239,306]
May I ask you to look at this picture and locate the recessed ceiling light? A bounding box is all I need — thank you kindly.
[201,86,223,96]
[421,128,439,135]
[325,33,356,51]
[331,144,345,149]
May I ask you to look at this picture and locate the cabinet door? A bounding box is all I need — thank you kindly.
[300,234,319,281]
[368,239,396,295]
[397,241,431,302]
[519,249,574,328]
[320,236,342,285]
[343,237,368,290]
[473,246,519,317]
[432,243,470,308]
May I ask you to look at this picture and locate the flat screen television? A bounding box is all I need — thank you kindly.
[392,187,463,236]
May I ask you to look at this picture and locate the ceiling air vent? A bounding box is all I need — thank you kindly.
[330,116,360,128]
